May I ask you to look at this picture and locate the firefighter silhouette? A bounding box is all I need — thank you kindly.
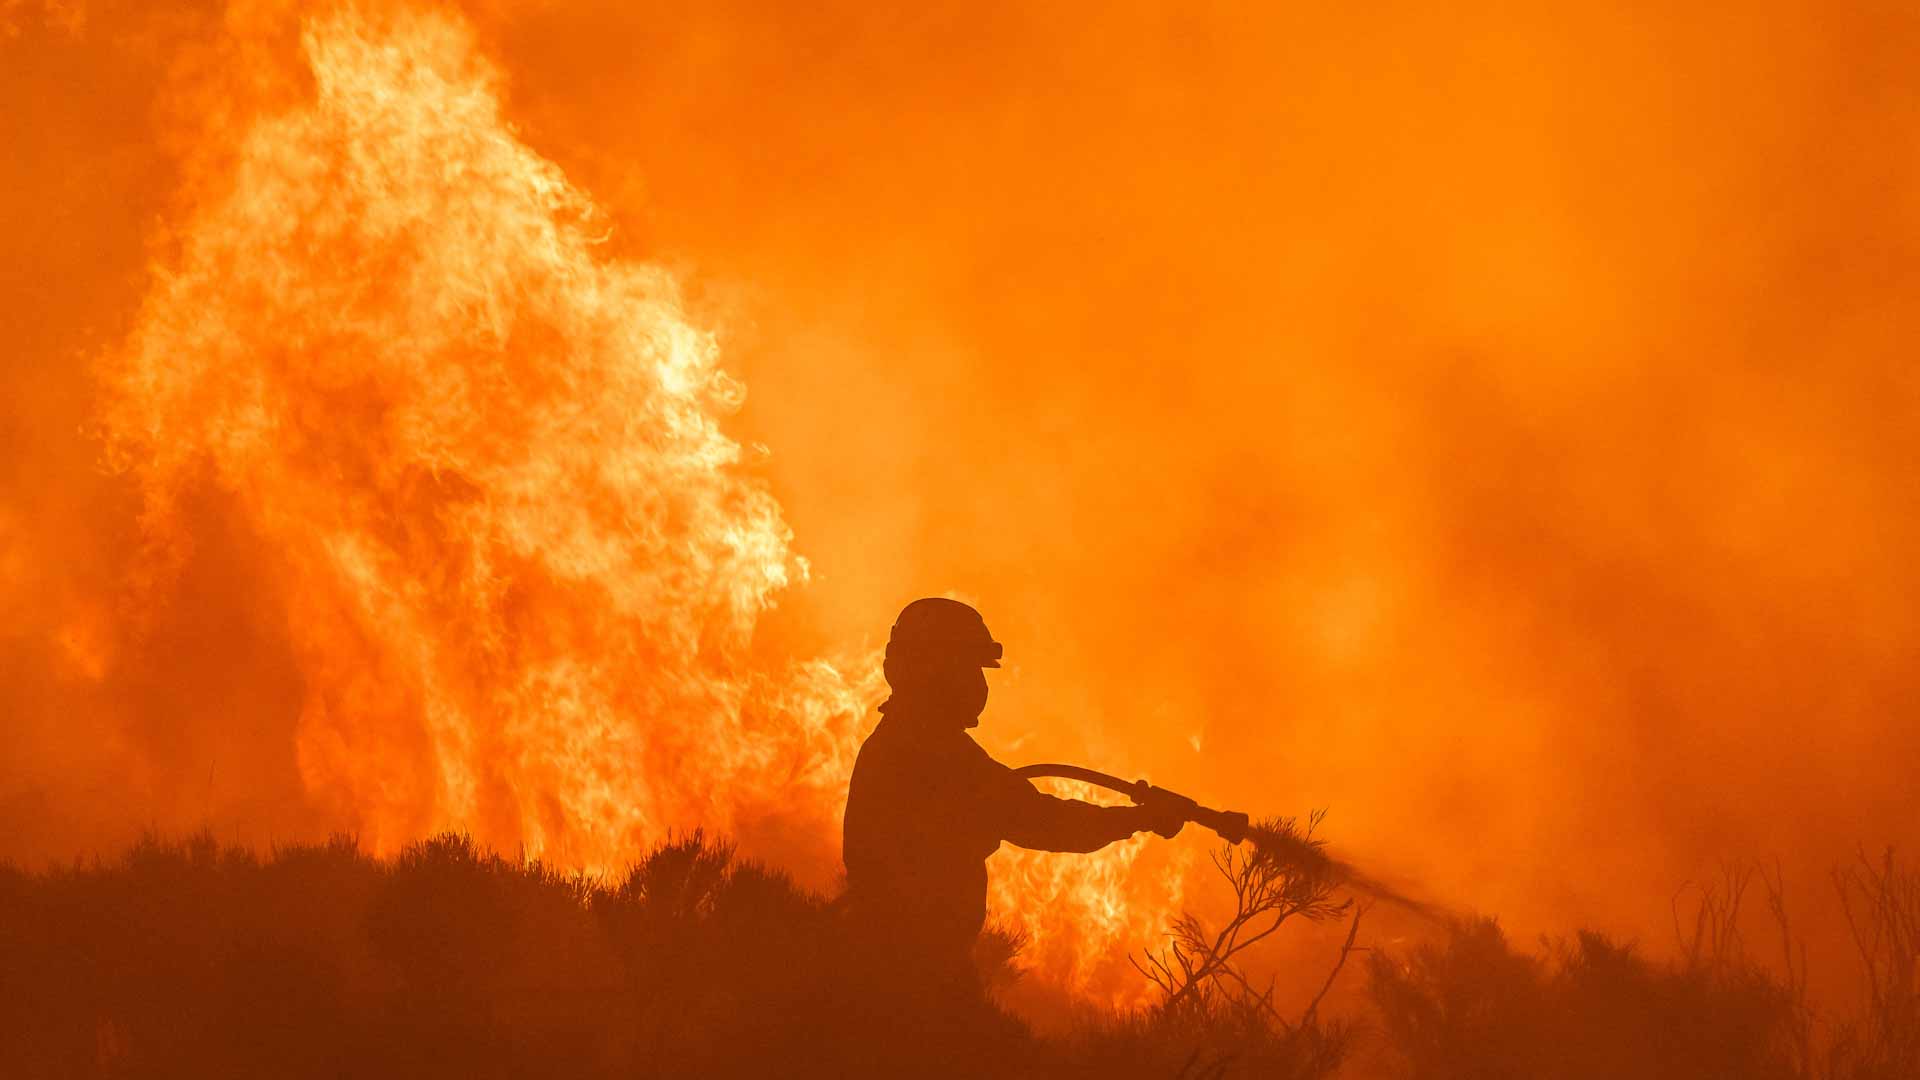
[842,598,1185,991]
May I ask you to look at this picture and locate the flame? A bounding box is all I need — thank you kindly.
[99,4,856,861]
[989,780,1195,1001]
[92,3,1172,998]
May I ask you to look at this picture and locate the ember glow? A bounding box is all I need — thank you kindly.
[7,0,1920,1010]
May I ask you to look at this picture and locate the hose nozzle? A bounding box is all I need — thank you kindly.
[1195,807,1251,844]
[1131,780,1251,844]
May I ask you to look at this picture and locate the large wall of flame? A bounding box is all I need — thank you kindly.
[5,0,1919,1001]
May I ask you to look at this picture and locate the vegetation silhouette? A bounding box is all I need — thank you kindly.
[0,829,1325,1078]
[2,831,1916,1077]
[1364,854,1920,1080]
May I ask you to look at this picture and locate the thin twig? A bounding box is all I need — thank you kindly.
[1300,902,1368,1028]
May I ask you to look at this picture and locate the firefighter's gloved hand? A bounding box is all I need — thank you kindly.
[1133,784,1196,840]
[1133,801,1187,840]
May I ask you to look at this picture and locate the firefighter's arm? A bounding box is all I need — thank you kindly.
[993,768,1185,852]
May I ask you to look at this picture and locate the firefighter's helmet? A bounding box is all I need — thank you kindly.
[885,597,1002,669]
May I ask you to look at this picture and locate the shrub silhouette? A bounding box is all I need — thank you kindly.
[2,831,1251,1078]
[1827,849,1920,1080]
[6,832,1914,1078]
[1364,853,1920,1080]
[1367,918,1804,1080]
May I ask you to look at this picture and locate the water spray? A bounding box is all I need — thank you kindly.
[1014,763,1452,923]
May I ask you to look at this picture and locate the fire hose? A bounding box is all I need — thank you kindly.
[1014,762,1449,921]
[1013,763,1251,844]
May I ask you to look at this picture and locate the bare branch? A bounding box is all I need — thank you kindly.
[1135,812,1364,1030]
[1300,902,1368,1029]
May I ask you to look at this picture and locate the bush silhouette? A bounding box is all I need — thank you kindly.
[6,832,1913,1078]
[2,831,1246,1078]
[1367,918,1804,1080]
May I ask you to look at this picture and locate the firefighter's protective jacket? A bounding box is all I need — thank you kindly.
[842,701,1144,976]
